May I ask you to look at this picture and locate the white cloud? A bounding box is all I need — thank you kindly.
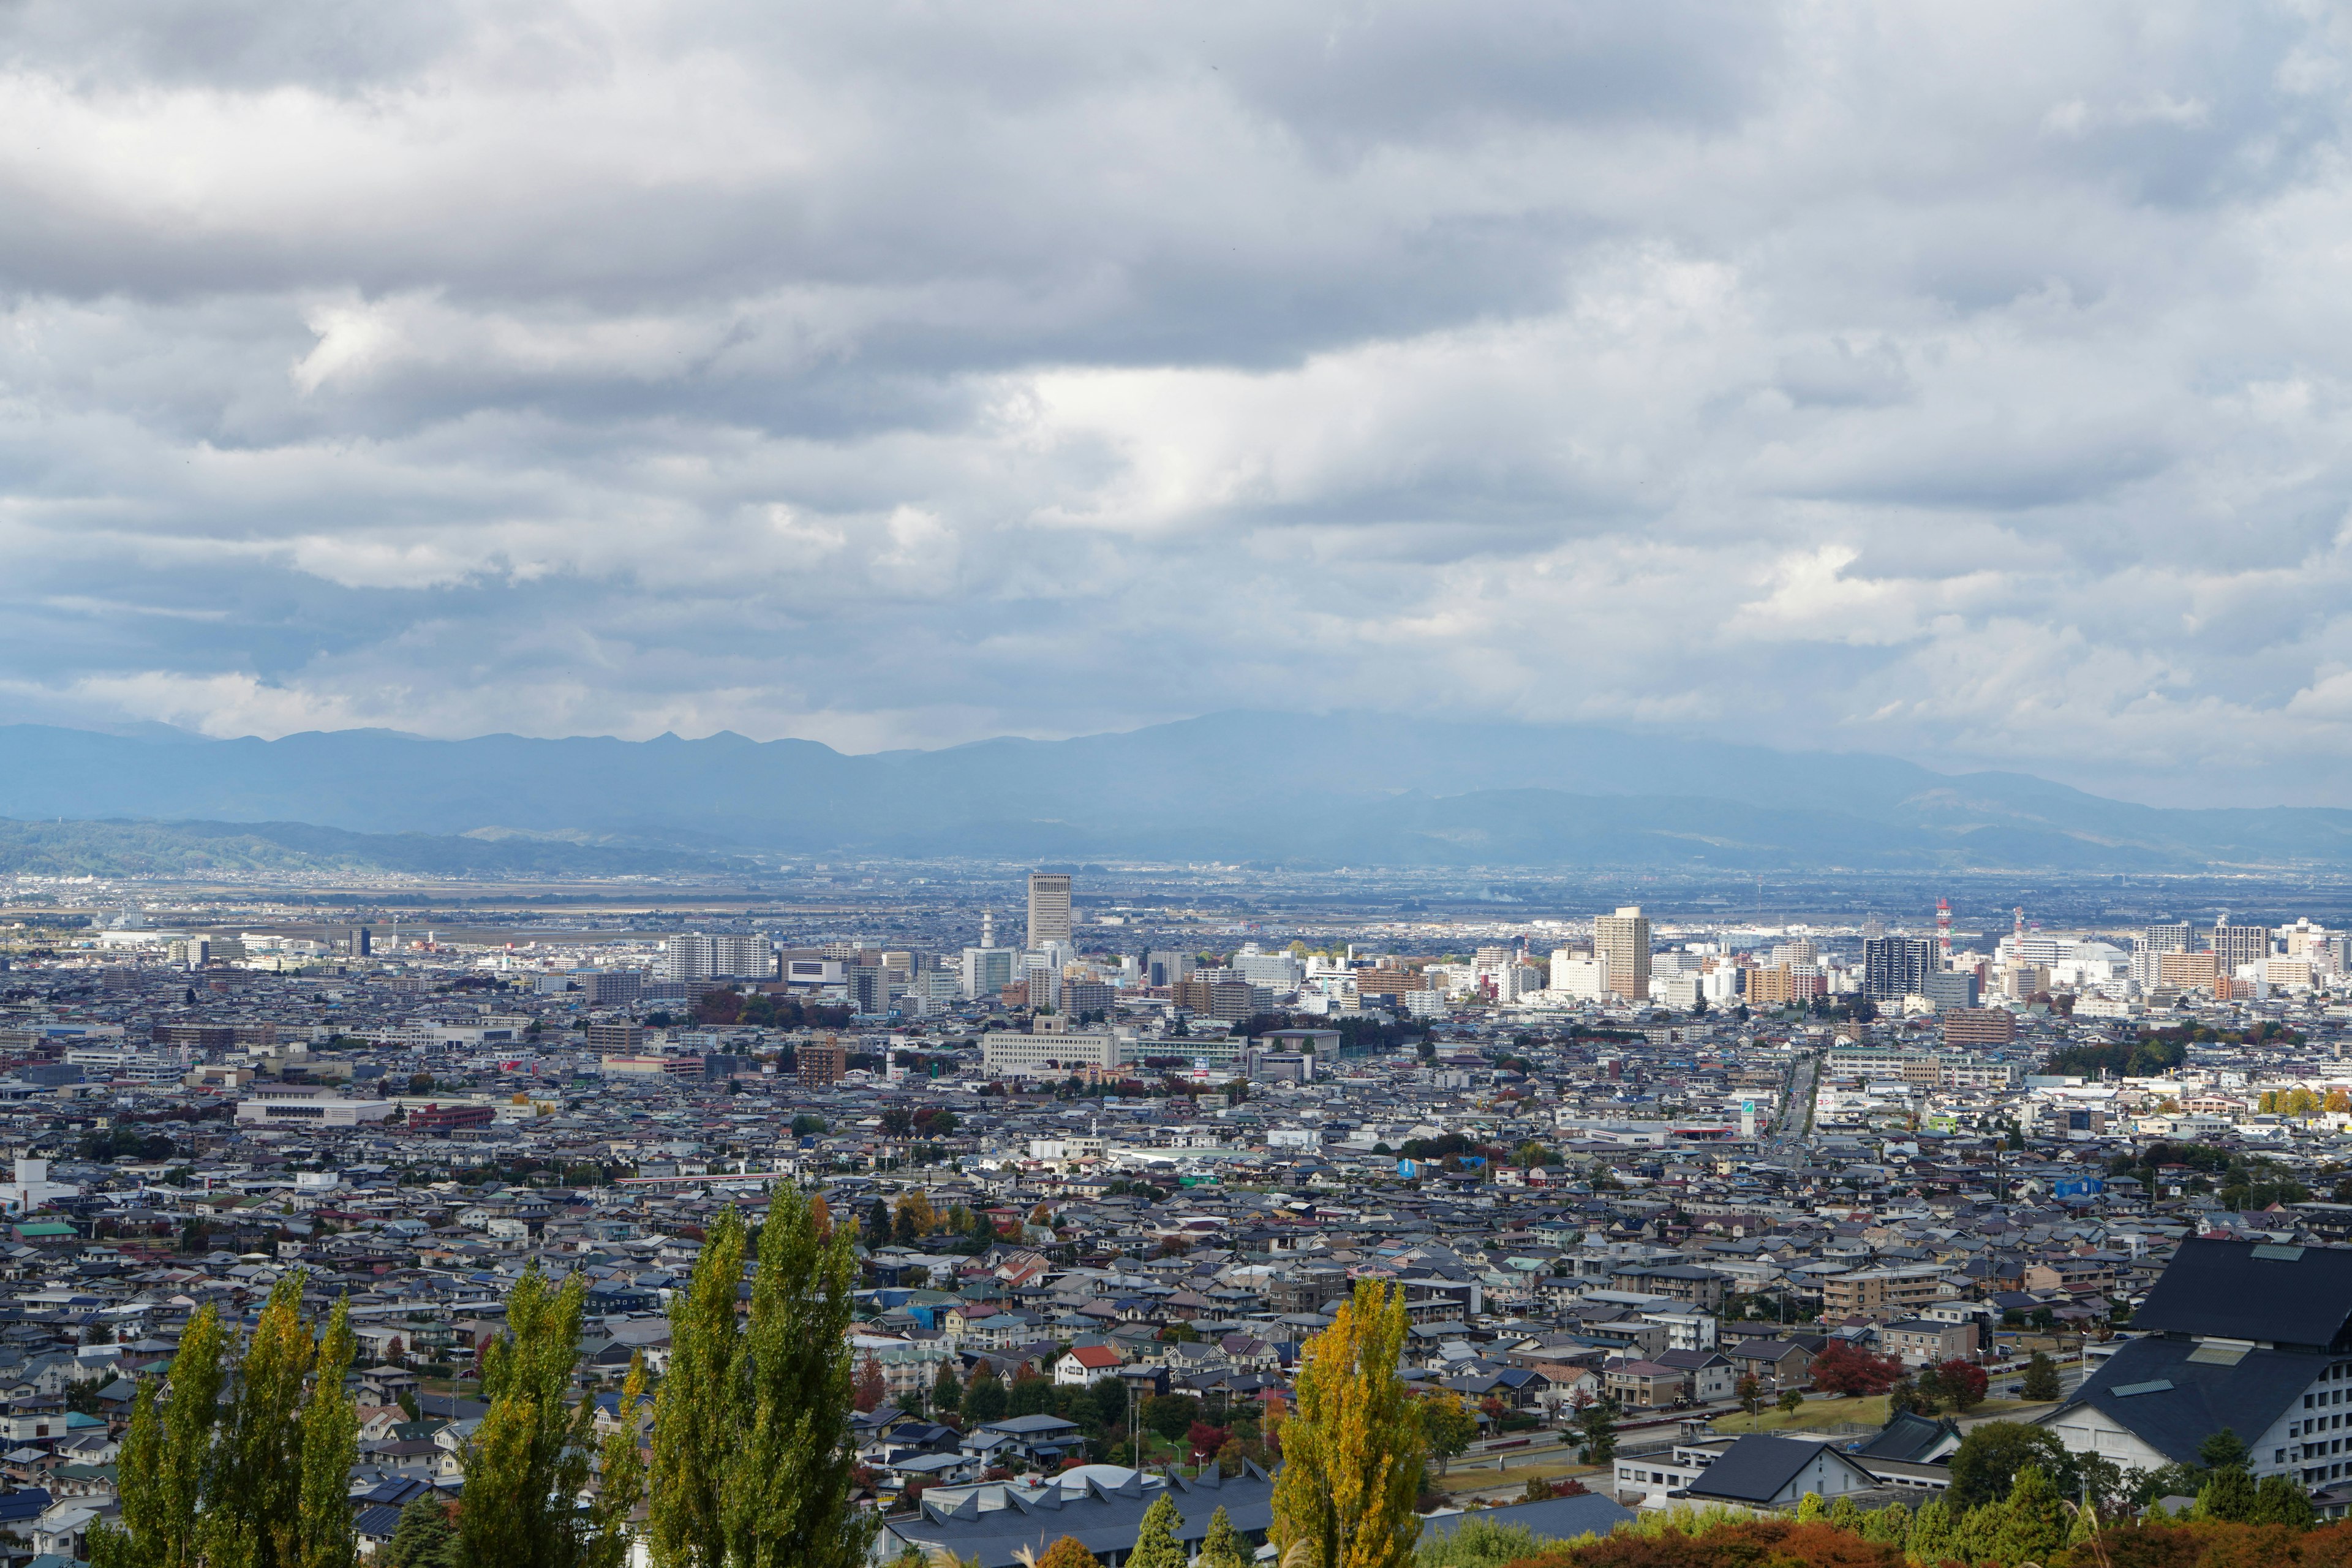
[0,1,2349,803]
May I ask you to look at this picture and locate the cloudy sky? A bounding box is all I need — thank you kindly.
[5,2,2352,805]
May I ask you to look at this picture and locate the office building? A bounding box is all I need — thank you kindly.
[2211,923,2272,974]
[1145,951,1195,988]
[1920,970,1979,1011]
[1592,907,1651,1002]
[2143,923,2193,955]
[1862,937,1935,1000]
[1548,951,1609,999]
[1173,978,1268,1022]
[1026,872,1073,949]
[960,946,1016,1000]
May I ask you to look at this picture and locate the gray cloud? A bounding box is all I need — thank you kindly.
[1,1,2350,805]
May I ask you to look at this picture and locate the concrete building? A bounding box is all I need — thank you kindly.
[1026,873,1073,950]
[981,1028,1121,1077]
[1593,908,1651,1003]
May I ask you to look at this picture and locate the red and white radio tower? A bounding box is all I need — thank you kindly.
[1936,897,1951,968]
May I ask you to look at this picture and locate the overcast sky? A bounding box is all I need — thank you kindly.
[4,2,2352,806]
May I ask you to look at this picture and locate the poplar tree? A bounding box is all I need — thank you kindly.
[587,1354,650,1568]
[649,1207,748,1568]
[722,1184,875,1568]
[209,1273,315,1568]
[459,1268,595,1568]
[649,1191,875,1568]
[300,1300,360,1568]
[1269,1281,1424,1568]
[95,1302,228,1568]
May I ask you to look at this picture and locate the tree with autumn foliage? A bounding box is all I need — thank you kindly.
[1270,1280,1425,1568]
[1806,1341,1904,1396]
[854,1354,888,1413]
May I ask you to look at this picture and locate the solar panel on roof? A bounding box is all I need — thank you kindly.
[2187,1341,2252,1366]
[2112,1379,2174,1396]
[2253,1245,2307,1261]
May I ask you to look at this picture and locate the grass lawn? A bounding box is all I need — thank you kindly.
[1711,1395,1888,1433]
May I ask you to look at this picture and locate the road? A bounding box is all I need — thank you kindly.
[1769,1052,1821,1147]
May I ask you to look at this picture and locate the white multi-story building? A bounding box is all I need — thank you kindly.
[663,933,776,981]
[1548,951,1610,999]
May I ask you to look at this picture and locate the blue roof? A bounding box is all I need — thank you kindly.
[1420,1493,1632,1543]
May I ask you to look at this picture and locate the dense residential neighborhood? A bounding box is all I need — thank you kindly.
[0,875,2348,1562]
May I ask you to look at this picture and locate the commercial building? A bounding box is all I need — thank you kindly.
[1593,907,1651,1002]
[235,1088,396,1128]
[1026,873,1073,950]
[1920,970,1979,1011]
[981,1029,1121,1077]
[1863,938,1935,1000]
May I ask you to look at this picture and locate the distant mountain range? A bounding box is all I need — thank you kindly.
[0,711,2345,872]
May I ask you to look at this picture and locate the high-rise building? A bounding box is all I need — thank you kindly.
[2211,923,2271,974]
[1027,873,1073,949]
[1862,937,1935,1000]
[2143,923,2193,955]
[960,945,1016,1000]
[1592,907,1651,1002]
[1146,950,1195,988]
[663,933,777,981]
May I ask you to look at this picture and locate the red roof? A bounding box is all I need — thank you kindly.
[1065,1345,1123,1368]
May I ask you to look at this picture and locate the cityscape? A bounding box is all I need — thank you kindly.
[5,2,2351,1568]
[0,854,2343,1564]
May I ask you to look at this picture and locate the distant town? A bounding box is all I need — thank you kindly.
[0,865,2344,1556]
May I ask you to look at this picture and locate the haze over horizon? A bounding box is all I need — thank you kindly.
[7,4,2352,810]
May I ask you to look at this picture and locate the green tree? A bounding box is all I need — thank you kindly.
[1420,1394,1476,1475]
[1989,1465,2068,1566]
[459,1268,596,1568]
[1126,1496,1185,1568]
[382,1498,456,1568]
[1196,1507,1246,1568]
[298,1298,358,1568]
[93,1302,227,1568]
[2195,1466,2258,1523]
[931,1360,963,1417]
[587,1355,649,1568]
[2253,1472,2317,1529]
[1776,1389,1803,1415]
[723,1185,874,1568]
[1947,1420,2074,1507]
[650,1207,746,1568]
[1904,1497,1958,1567]
[1574,1398,1618,1465]
[966,1367,1008,1424]
[1792,1493,1823,1523]
[1270,1280,1425,1568]
[1858,1501,1909,1548]
[2020,1351,2061,1403]
[2198,1428,2250,1471]
[1826,1494,1863,1536]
